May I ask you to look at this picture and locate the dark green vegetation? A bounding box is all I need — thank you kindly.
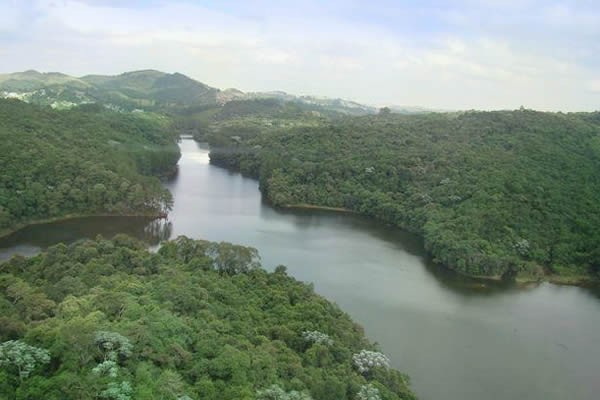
[208,109,600,282]
[0,100,180,235]
[0,235,414,400]
[4,68,599,284]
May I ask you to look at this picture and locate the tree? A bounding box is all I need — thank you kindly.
[0,340,50,382]
[356,384,381,400]
[0,236,416,399]
[0,99,180,232]
[100,381,133,400]
[95,331,133,362]
[206,242,260,275]
[256,384,312,400]
[302,331,333,346]
[353,350,390,374]
[93,331,134,400]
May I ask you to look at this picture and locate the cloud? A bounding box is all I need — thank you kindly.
[1,0,599,111]
[587,80,600,93]
[0,1,25,32]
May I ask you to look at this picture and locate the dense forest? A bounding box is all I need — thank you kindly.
[0,235,414,400]
[0,100,180,236]
[208,109,600,282]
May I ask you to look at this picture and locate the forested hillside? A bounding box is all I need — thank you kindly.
[0,70,378,115]
[0,235,414,400]
[172,99,334,146]
[0,70,219,111]
[0,100,180,236]
[209,109,600,282]
[81,70,219,109]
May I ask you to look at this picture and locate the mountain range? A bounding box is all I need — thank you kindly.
[0,69,435,115]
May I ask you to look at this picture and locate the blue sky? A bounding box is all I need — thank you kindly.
[1,0,600,110]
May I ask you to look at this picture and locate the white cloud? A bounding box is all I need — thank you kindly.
[587,80,600,93]
[0,0,598,111]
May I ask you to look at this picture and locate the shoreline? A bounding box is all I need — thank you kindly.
[204,148,600,290]
[283,204,598,287]
[0,212,160,240]
[542,275,600,288]
[284,203,354,213]
[449,268,599,288]
[284,202,599,287]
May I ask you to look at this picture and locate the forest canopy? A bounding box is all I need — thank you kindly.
[0,235,414,400]
[0,100,180,235]
[208,109,600,282]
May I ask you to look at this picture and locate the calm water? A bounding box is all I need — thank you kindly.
[1,138,599,400]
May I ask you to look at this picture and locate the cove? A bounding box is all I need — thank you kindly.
[1,138,599,400]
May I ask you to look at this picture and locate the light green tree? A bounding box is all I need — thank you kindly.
[0,340,50,382]
[356,384,381,400]
[256,384,312,400]
[93,331,134,400]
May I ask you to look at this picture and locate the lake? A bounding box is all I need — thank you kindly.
[1,138,599,400]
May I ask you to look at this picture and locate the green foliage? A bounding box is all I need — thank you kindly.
[82,70,218,110]
[0,236,415,400]
[95,331,133,362]
[100,381,133,400]
[0,100,180,233]
[207,110,600,280]
[257,384,313,400]
[206,241,261,275]
[302,331,333,346]
[0,340,50,381]
[357,384,381,400]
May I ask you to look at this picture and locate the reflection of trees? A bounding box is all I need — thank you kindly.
[141,219,173,246]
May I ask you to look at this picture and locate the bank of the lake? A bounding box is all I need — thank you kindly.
[286,203,354,213]
[210,148,599,287]
[282,204,599,287]
[1,138,600,400]
[281,198,598,287]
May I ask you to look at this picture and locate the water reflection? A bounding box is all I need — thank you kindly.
[0,217,171,262]
[259,198,522,297]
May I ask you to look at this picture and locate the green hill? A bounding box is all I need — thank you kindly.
[0,70,219,111]
[0,235,415,400]
[0,69,380,115]
[81,70,218,108]
[0,100,180,236]
[0,70,90,91]
[208,109,600,283]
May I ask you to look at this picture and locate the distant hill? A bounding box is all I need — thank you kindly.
[0,70,90,91]
[383,105,452,114]
[81,70,218,107]
[0,69,431,116]
[0,69,219,110]
[217,88,378,115]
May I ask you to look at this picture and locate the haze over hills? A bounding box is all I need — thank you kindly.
[0,69,218,111]
[0,69,434,115]
[0,70,90,90]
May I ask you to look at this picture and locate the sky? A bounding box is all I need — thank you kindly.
[1,0,599,111]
